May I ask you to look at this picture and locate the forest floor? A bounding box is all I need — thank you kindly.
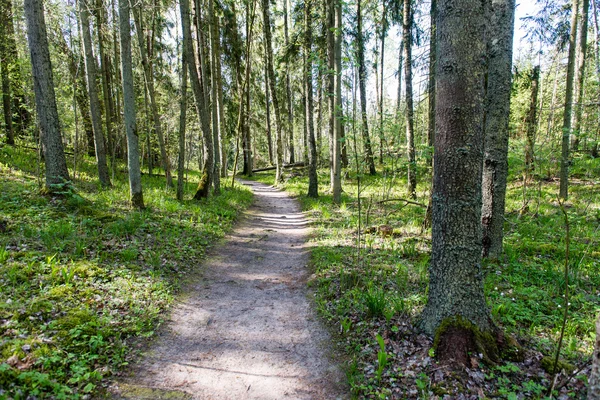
[108,179,347,399]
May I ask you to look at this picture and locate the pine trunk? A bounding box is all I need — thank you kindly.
[24,0,70,189]
[0,0,15,146]
[177,54,188,201]
[524,65,540,174]
[331,0,342,204]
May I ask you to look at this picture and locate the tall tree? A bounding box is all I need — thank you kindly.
[262,0,284,184]
[0,0,15,145]
[427,0,436,158]
[356,0,377,175]
[481,0,516,259]
[132,5,173,187]
[208,0,221,194]
[79,0,111,187]
[284,0,295,163]
[177,53,188,201]
[420,0,502,360]
[331,0,343,204]
[181,0,213,199]
[560,0,580,200]
[119,0,144,207]
[572,0,589,151]
[305,0,318,198]
[403,0,416,199]
[524,65,540,174]
[24,0,70,189]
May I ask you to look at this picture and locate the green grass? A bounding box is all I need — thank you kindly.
[248,145,600,398]
[0,145,253,399]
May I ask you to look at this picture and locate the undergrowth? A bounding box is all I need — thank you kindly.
[248,143,599,399]
[0,145,252,399]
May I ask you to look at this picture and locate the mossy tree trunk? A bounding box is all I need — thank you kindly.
[24,0,70,190]
[119,0,144,208]
[481,0,516,260]
[420,0,500,362]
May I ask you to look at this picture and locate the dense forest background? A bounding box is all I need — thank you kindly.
[1,0,600,398]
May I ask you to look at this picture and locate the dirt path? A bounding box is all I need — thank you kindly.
[109,180,346,400]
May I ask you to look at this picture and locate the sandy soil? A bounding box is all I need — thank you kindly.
[108,180,347,400]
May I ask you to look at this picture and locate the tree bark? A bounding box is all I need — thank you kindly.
[264,51,273,164]
[24,0,70,189]
[356,0,376,175]
[420,0,495,348]
[262,0,284,184]
[119,0,144,207]
[481,0,516,260]
[560,0,580,200]
[572,0,589,151]
[181,0,213,199]
[378,7,386,168]
[79,0,111,187]
[305,0,318,198]
[403,0,417,200]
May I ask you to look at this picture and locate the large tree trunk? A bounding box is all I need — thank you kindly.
[243,0,253,177]
[132,5,173,188]
[420,0,499,362]
[560,0,580,200]
[79,0,111,187]
[378,7,386,168]
[0,0,15,146]
[262,0,284,184]
[177,53,188,201]
[356,0,376,175]
[24,0,70,189]
[331,0,342,204]
[214,16,227,178]
[572,0,589,151]
[180,0,213,199]
[119,0,144,208]
[305,0,318,198]
[481,0,516,260]
[403,0,416,200]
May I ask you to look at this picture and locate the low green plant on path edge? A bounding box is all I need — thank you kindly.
[0,146,253,399]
